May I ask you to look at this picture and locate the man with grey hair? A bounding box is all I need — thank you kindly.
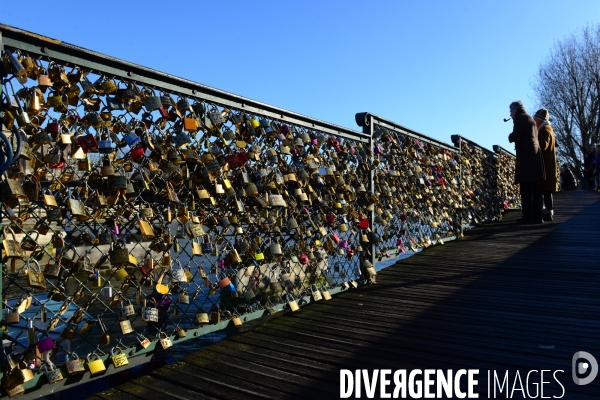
[508,101,546,224]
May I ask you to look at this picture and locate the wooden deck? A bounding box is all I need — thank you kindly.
[90,191,600,399]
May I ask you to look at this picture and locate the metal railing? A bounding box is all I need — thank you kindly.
[356,113,463,263]
[0,23,519,398]
[452,135,502,224]
[0,23,374,398]
[493,145,520,210]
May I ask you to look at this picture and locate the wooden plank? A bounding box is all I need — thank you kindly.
[128,375,217,400]
[108,382,171,400]
[95,192,600,399]
[148,362,274,400]
[185,348,341,398]
[89,389,144,400]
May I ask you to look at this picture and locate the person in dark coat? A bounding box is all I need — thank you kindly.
[560,164,577,190]
[593,144,600,191]
[507,101,546,224]
[583,148,595,190]
[533,108,558,221]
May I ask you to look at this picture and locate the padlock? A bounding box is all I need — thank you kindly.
[178,289,190,305]
[136,334,151,349]
[76,132,99,153]
[112,167,128,189]
[111,347,129,368]
[142,299,159,322]
[98,134,115,153]
[43,361,64,384]
[159,332,173,349]
[3,227,24,259]
[124,130,141,147]
[37,336,55,353]
[197,309,210,324]
[171,260,186,283]
[110,239,130,266]
[65,353,85,375]
[287,294,300,312]
[310,284,323,302]
[321,286,333,300]
[6,307,20,324]
[102,287,113,297]
[87,353,106,375]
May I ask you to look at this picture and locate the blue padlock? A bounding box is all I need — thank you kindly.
[88,268,99,281]
[124,131,140,147]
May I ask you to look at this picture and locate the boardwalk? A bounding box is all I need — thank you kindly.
[90,191,600,399]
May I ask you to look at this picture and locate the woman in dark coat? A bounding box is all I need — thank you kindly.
[533,108,558,221]
[507,101,546,224]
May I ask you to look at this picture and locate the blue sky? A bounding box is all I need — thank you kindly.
[3,1,600,152]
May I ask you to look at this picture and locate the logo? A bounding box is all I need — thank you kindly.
[572,351,598,385]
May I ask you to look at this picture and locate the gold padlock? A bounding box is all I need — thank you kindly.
[87,353,106,375]
[111,347,129,368]
[196,310,209,324]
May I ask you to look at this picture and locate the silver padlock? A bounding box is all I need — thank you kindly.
[310,284,323,302]
[159,332,173,349]
[178,290,190,305]
[119,318,134,335]
[171,260,186,283]
[44,361,64,384]
[101,287,112,297]
[121,299,135,317]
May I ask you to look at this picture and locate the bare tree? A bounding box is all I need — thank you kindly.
[532,24,600,183]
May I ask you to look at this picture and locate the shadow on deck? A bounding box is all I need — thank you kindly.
[90,191,600,399]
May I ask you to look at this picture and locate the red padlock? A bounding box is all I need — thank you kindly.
[299,254,309,265]
[46,121,60,135]
[131,146,145,160]
[158,107,169,119]
[226,153,239,168]
[48,159,66,169]
[358,219,369,229]
[326,213,336,224]
[217,276,231,289]
[77,133,98,153]
[236,151,249,167]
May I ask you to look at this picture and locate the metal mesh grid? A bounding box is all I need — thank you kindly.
[1,49,369,394]
[458,139,502,224]
[370,124,463,259]
[494,147,520,209]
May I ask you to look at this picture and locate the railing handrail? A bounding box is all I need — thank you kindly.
[0,23,368,143]
[451,135,497,157]
[493,145,516,157]
[356,112,458,152]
